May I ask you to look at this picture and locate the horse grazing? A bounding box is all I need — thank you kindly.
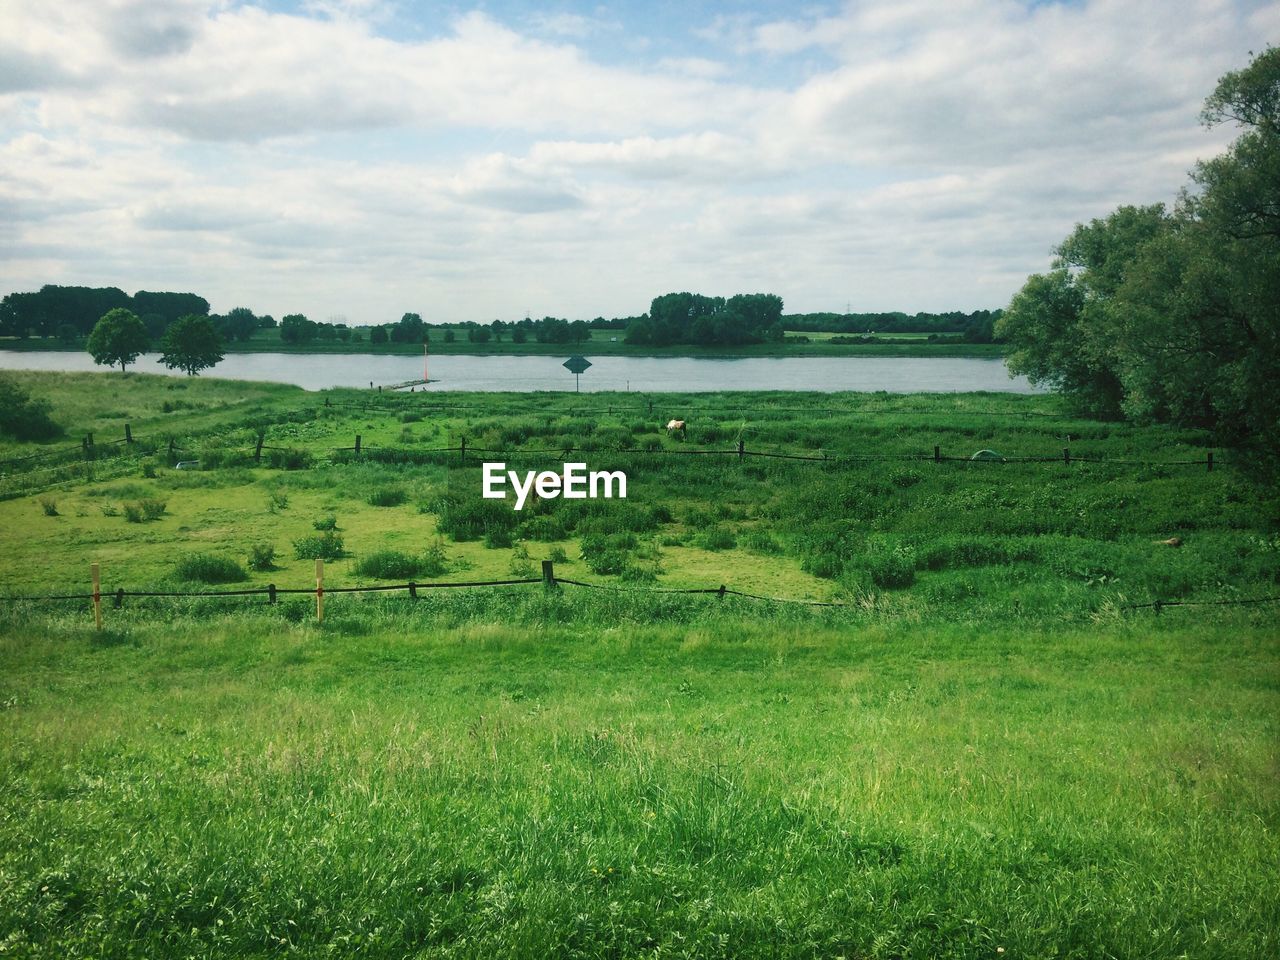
[666,419,686,438]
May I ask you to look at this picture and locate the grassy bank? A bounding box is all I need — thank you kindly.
[1,604,1276,958]
[0,372,1276,956]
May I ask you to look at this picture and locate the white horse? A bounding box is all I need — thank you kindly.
[665,419,686,438]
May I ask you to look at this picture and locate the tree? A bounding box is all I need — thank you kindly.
[443,328,456,343]
[159,314,225,376]
[370,325,388,344]
[999,47,1280,458]
[219,307,259,343]
[280,313,317,344]
[87,308,149,373]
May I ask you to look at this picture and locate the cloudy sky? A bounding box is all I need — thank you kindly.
[1,0,1274,324]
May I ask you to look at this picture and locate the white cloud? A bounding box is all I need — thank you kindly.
[0,0,1268,322]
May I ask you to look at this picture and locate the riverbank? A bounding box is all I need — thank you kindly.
[1,333,1005,359]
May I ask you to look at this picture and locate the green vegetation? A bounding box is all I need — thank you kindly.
[0,374,61,441]
[1001,47,1279,460]
[0,372,1276,956]
[85,307,149,373]
[157,313,225,376]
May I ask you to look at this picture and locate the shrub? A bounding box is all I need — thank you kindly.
[267,489,289,512]
[313,515,338,531]
[484,527,513,549]
[367,487,407,507]
[140,498,167,520]
[247,543,276,571]
[39,497,58,517]
[354,550,420,579]
[741,529,782,554]
[293,531,345,560]
[0,376,62,441]
[420,540,449,577]
[620,561,659,583]
[863,540,917,589]
[694,526,737,551]
[175,553,247,584]
[266,448,312,470]
[548,545,569,564]
[434,492,518,543]
[508,544,535,578]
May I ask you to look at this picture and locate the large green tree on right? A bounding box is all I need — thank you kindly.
[999,47,1279,457]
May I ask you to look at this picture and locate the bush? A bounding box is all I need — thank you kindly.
[266,448,312,470]
[548,545,569,564]
[434,492,518,543]
[420,540,449,577]
[123,499,166,523]
[367,487,407,507]
[175,553,247,584]
[0,376,62,441]
[694,526,737,551]
[741,529,782,554]
[354,550,420,579]
[508,544,535,578]
[248,543,276,571]
[484,527,513,549]
[267,489,289,512]
[863,540,917,589]
[39,497,58,517]
[313,515,338,531]
[293,531,345,560]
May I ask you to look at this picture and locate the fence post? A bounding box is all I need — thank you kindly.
[542,560,556,588]
[1207,451,1214,472]
[1063,447,1071,465]
[91,562,102,631]
[460,436,466,464]
[717,584,726,600]
[267,583,277,605]
[408,581,417,599]
[737,439,744,461]
[934,444,941,463]
[124,424,133,444]
[114,587,124,609]
[354,434,362,454]
[315,558,325,623]
[254,433,264,463]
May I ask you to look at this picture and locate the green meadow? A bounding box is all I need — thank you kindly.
[0,371,1277,957]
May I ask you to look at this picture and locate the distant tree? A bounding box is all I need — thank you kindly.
[159,314,225,376]
[280,313,317,344]
[55,323,79,345]
[443,328,456,343]
[370,325,388,344]
[220,307,258,342]
[87,308,149,373]
[570,319,591,343]
[258,315,277,329]
[131,291,209,327]
[0,375,61,440]
[467,327,491,343]
[511,325,527,344]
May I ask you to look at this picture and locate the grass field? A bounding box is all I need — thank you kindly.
[0,372,1277,957]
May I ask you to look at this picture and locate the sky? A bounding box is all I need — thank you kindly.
[1,1,1275,325]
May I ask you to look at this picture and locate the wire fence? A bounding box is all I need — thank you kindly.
[1,561,1274,627]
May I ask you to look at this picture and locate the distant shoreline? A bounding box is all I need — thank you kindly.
[0,336,1005,360]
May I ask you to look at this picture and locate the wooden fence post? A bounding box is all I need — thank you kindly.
[737,439,744,461]
[354,434,362,454]
[1063,447,1071,464]
[1207,451,1214,472]
[542,560,556,588]
[267,583,277,605]
[91,562,102,630]
[408,581,417,599]
[460,436,466,464]
[315,558,325,623]
[124,424,133,444]
[717,585,726,600]
[934,444,941,463]
[114,588,124,609]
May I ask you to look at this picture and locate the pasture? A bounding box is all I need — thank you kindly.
[0,371,1277,957]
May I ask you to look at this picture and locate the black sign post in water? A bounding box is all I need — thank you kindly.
[563,355,592,392]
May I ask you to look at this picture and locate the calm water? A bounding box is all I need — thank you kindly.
[0,350,1038,394]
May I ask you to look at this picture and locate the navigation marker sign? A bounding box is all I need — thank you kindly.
[563,355,592,392]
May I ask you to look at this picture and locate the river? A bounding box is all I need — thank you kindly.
[0,350,1038,393]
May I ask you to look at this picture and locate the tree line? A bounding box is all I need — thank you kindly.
[785,309,1002,342]
[997,47,1279,464]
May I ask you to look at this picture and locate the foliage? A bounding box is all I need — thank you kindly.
[123,499,166,523]
[313,515,338,531]
[173,553,247,583]
[292,531,345,560]
[0,375,62,440]
[627,292,785,346]
[158,314,225,376]
[999,48,1280,458]
[367,486,407,507]
[247,543,276,571]
[86,308,149,373]
[354,550,421,579]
